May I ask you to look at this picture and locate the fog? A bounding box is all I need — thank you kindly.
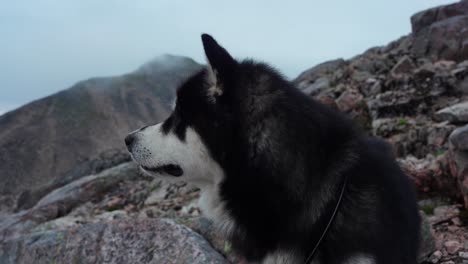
[0,0,456,113]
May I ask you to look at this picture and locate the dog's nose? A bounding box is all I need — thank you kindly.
[124,134,135,150]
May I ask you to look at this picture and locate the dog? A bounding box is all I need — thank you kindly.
[125,34,421,264]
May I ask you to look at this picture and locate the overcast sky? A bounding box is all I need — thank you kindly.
[0,0,457,114]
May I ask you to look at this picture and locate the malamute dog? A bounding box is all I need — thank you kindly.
[125,34,420,264]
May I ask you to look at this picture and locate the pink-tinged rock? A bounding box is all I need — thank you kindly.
[390,56,416,77]
[0,218,229,264]
[411,0,468,33]
[336,89,364,112]
[412,15,468,62]
[448,125,468,207]
[444,240,462,254]
[398,155,457,196]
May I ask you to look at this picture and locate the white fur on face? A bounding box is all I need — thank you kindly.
[130,122,236,234]
[129,123,223,186]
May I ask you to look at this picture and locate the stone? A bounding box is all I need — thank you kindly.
[0,163,139,241]
[301,77,330,95]
[411,0,468,33]
[412,15,468,62]
[419,212,437,262]
[391,55,416,77]
[399,154,457,195]
[445,240,462,254]
[0,218,229,264]
[294,59,347,89]
[429,250,442,263]
[448,125,468,207]
[434,101,468,124]
[450,125,468,151]
[336,89,364,112]
[460,251,468,259]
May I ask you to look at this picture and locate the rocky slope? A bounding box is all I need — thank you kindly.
[0,55,202,213]
[294,0,468,262]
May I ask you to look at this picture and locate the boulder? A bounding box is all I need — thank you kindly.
[434,101,468,124]
[448,125,468,207]
[0,218,228,264]
[0,162,139,241]
[399,154,456,195]
[390,55,416,77]
[411,15,468,62]
[294,59,347,93]
[411,0,468,33]
[419,212,436,263]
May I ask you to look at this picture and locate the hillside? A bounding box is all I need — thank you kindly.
[0,55,202,212]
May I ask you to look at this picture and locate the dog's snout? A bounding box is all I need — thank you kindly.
[124,134,136,150]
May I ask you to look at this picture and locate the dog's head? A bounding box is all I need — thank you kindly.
[125,34,247,185]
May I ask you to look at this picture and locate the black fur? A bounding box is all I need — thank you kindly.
[161,35,421,263]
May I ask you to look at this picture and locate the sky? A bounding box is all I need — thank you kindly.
[0,0,457,114]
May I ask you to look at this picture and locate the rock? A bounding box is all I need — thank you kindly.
[434,101,468,123]
[367,90,430,119]
[15,149,131,211]
[0,163,139,241]
[429,250,442,263]
[350,70,373,83]
[460,251,468,259]
[187,217,243,263]
[419,212,437,262]
[35,162,138,210]
[0,218,229,264]
[448,125,468,207]
[450,124,468,150]
[302,77,330,94]
[294,59,347,92]
[95,210,128,221]
[316,95,339,109]
[411,0,468,33]
[349,48,390,74]
[390,55,416,77]
[399,154,457,196]
[412,15,468,62]
[336,89,364,112]
[444,240,462,254]
[427,123,455,148]
[360,78,382,97]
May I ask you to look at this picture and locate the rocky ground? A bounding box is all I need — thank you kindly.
[2,1,468,263]
[294,1,468,262]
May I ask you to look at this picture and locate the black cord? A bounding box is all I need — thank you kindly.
[303,175,348,264]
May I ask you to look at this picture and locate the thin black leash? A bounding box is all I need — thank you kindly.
[304,175,348,264]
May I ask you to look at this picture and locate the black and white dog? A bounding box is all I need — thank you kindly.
[125,34,420,264]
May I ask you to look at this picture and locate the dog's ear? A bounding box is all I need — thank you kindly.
[201,34,236,98]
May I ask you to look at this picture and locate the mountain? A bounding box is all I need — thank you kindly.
[0,55,202,212]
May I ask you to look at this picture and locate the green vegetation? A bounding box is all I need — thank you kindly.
[398,119,408,126]
[106,204,123,212]
[434,149,446,157]
[421,204,435,215]
[459,209,468,224]
[148,182,161,193]
[223,242,232,254]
